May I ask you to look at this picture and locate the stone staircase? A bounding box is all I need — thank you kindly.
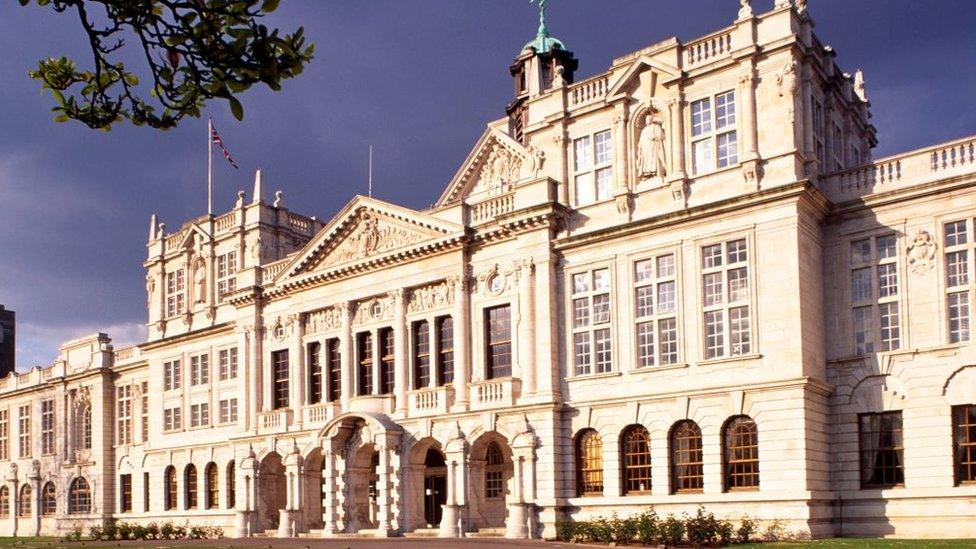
[466,527,506,538]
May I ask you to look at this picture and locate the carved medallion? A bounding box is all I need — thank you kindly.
[906,230,937,274]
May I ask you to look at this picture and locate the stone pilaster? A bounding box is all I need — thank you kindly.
[451,275,471,410]
[439,425,468,538]
[339,301,353,410]
[392,289,407,412]
[321,447,340,535]
[517,259,536,395]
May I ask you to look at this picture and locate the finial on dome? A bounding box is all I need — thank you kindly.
[525,0,565,53]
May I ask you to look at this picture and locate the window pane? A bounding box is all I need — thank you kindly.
[573,273,590,294]
[715,91,736,129]
[594,131,612,164]
[727,239,748,263]
[851,239,872,264]
[879,302,900,352]
[878,263,898,297]
[575,173,595,205]
[859,412,904,488]
[594,328,612,373]
[729,306,750,356]
[727,267,749,303]
[947,251,969,287]
[573,298,590,328]
[704,310,724,359]
[876,235,897,259]
[703,273,724,307]
[717,131,738,167]
[703,244,723,269]
[853,306,875,354]
[592,293,611,324]
[635,260,653,283]
[949,292,971,343]
[657,254,676,277]
[945,220,968,247]
[635,286,655,318]
[657,281,676,313]
[692,139,713,174]
[573,136,592,171]
[574,332,591,376]
[852,268,873,301]
[691,98,712,136]
[636,321,655,368]
[593,269,611,291]
[659,318,678,365]
[595,167,614,200]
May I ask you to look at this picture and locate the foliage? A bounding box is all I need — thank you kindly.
[737,515,759,543]
[660,513,686,547]
[72,520,223,542]
[686,506,720,546]
[634,509,661,545]
[18,0,315,130]
[554,508,776,547]
[763,518,788,542]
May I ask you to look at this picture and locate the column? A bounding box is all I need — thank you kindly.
[517,260,536,395]
[339,302,353,410]
[237,327,252,430]
[279,447,302,537]
[322,448,339,535]
[392,290,407,412]
[533,259,558,399]
[739,70,759,161]
[289,316,305,419]
[451,276,471,410]
[667,93,687,180]
[439,434,468,538]
[612,103,630,192]
[65,390,75,461]
[375,445,394,536]
[8,474,17,536]
[371,328,381,396]
[29,467,40,537]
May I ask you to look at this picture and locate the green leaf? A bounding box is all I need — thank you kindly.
[228,96,244,121]
[261,0,280,13]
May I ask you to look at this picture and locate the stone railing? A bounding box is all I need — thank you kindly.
[470,377,521,411]
[258,409,293,434]
[303,402,335,427]
[408,385,454,417]
[823,135,976,201]
[289,213,313,233]
[470,192,515,224]
[113,346,137,362]
[262,259,289,282]
[569,74,609,109]
[683,30,733,69]
[164,228,187,250]
[215,211,237,233]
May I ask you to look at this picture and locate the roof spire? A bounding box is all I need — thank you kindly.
[525,0,565,54]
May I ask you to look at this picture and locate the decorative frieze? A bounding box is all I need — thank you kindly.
[306,305,344,335]
[407,279,457,314]
[353,294,395,326]
[323,211,426,268]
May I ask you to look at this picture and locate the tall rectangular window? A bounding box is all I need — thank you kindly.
[40,399,54,455]
[218,348,238,381]
[573,130,613,205]
[701,239,751,359]
[219,398,238,424]
[18,405,30,459]
[379,328,395,395]
[327,338,342,402]
[691,90,737,175]
[945,219,972,343]
[850,234,901,354]
[357,333,373,396]
[216,250,238,299]
[141,381,149,442]
[831,122,845,172]
[190,354,209,386]
[117,386,132,445]
[953,404,976,485]
[0,410,8,461]
[163,407,182,432]
[858,412,904,488]
[120,474,132,513]
[143,472,150,512]
[272,350,290,409]
[165,269,186,318]
[813,98,826,168]
[572,268,613,375]
[437,316,454,385]
[413,321,430,389]
[163,360,181,391]
[485,305,513,379]
[635,254,678,368]
[190,403,209,428]
[308,342,322,404]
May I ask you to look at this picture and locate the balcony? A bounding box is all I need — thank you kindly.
[470,377,521,411]
[408,385,454,417]
[303,402,340,429]
[257,408,293,435]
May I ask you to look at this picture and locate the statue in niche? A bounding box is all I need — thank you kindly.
[636,110,667,180]
[145,274,156,306]
[192,256,207,304]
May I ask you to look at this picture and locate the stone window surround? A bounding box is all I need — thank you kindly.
[694,230,757,363]
[846,230,903,355]
[570,126,615,207]
[406,312,455,392]
[565,260,617,380]
[686,88,739,176]
[630,246,683,371]
[939,213,976,344]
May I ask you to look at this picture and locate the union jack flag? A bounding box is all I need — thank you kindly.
[210,120,239,170]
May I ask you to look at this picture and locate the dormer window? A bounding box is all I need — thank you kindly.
[573,130,613,205]
[691,91,738,175]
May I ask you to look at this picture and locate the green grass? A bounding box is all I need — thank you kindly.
[737,540,976,549]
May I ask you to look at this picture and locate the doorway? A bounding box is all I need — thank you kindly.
[423,448,447,527]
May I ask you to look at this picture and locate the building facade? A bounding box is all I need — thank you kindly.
[2,0,975,540]
[0,306,14,377]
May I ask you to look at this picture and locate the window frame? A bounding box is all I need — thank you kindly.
[669,420,704,494]
[620,425,652,496]
[857,411,905,489]
[943,218,974,344]
[574,429,604,497]
[722,415,760,492]
[215,250,238,300]
[569,267,614,376]
[571,128,614,206]
[484,304,513,379]
[165,268,186,318]
[272,349,290,409]
[848,233,902,355]
[40,398,55,455]
[699,237,754,361]
[952,404,976,486]
[633,252,680,369]
[689,90,739,175]
[18,404,30,459]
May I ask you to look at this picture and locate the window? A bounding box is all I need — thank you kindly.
[813,98,826,168]
[190,354,209,386]
[141,382,149,442]
[326,339,342,402]
[357,333,373,396]
[621,425,652,495]
[185,464,198,509]
[572,268,613,375]
[850,234,901,354]
[80,404,92,450]
[952,404,976,485]
[691,91,737,174]
[218,348,238,381]
[701,239,751,359]
[18,404,30,459]
[120,474,132,513]
[164,466,177,510]
[379,328,395,395]
[18,484,31,517]
[670,420,704,493]
[216,250,238,299]
[634,254,679,368]
[190,403,210,428]
[413,321,430,389]
[485,442,505,499]
[858,412,904,488]
[41,482,56,516]
[575,429,603,497]
[144,472,150,512]
[272,350,290,409]
[163,360,181,391]
[226,461,236,509]
[117,386,132,445]
[723,416,759,491]
[163,407,182,432]
[68,477,91,514]
[205,463,219,509]
[41,399,55,455]
[485,305,513,379]
[573,130,613,205]
[165,269,186,317]
[218,398,238,424]
[0,410,8,461]
[945,219,973,343]
[831,122,845,172]
[437,316,454,385]
[0,486,9,518]
[308,342,322,404]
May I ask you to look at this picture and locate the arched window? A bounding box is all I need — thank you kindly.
[723,416,759,491]
[18,484,32,517]
[226,461,236,509]
[164,466,177,510]
[79,404,92,450]
[484,442,505,499]
[184,464,198,509]
[670,420,703,493]
[0,486,9,517]
[620,425,652,495]
[575,429,603,497]
[41,482,56,516]
[68,477,91,514]
[205,463,218,509]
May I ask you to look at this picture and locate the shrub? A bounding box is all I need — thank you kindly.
[63,526,83,542]
[685,507,719,546]
[737,515,759,543]
[763,518,787,542]
[635,509,660,545]
[130,523,147,540]
[716,518,734,545]
[145,521,160,540]
[609,513,638,545]
[102,522,118,540]
[555,521,576,542]
[117,521,133,540]
[659,514,685,547]
[88,526,103,541]
[160,521,174,540]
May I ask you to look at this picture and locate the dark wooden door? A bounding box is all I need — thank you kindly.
[423,473,446,527]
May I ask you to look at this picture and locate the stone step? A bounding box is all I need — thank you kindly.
[404,528,440,537]
[467,527,506,538]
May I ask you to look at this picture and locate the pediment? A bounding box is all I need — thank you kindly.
[279,196,464,280]
[436,123,545,206]
[606,56,682,102]
[174,223,210,252]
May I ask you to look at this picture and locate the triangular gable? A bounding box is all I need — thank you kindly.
[278,195,464,280]
[436,123,542,207]
[175,222,210,251]
[606,55,682,102]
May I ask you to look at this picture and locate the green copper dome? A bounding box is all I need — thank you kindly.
[523,0,566,54]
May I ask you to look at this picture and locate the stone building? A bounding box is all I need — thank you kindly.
[1,0,974,540]
[0,306,14,377]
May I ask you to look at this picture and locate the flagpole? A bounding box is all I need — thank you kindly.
[207,117,213,215]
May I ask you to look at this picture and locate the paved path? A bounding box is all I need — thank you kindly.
[109,538,581,549]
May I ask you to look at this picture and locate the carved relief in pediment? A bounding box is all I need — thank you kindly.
[306,305,344,335]
[407,279,458,314]
[317,211,431,270]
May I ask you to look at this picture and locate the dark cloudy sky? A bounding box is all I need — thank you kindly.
[1,1,974,368]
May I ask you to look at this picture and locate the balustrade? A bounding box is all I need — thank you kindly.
[470,378,521,411]
[569,75,609,108]
[683,31,733,68]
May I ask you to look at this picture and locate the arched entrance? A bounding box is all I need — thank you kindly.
[302,448,324,531]
[257,452,286,532]
[347,443,379,531]
[423,448,447,528]
[468,432,514,531]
